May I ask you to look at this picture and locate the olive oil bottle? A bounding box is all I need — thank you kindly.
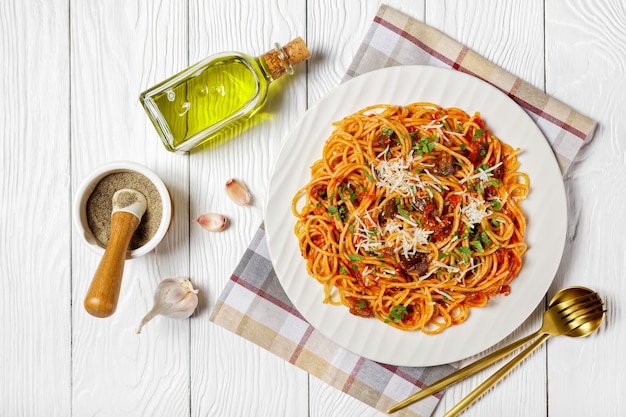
[140,38,310,153]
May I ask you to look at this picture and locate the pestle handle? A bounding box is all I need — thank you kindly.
[84,211,140,317]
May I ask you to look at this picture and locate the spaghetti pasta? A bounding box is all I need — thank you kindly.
[292,102,529,334]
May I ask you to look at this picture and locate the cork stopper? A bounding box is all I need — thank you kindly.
[261,37,311,81]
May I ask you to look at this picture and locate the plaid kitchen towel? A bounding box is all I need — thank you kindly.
[210,225,454,417]
[210,5,597,417]
[345,5,596,173]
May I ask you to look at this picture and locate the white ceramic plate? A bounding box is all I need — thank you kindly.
[264,65,566,367]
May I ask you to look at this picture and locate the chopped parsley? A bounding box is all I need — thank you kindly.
[348,254,362,262]
[385,305,408,323]
[345,186,357,202]
[397,203,410,219]
[414,136,435,154]
[470,240,484,253]
[457,246,473,263]
[480,231,492,248]
[420,137,435,153]
[472,129,484,142]
[363,170,375,183]
[328,204,347,221]
[486,179,500,188]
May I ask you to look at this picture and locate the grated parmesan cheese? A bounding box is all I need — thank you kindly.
[459,161,503,184]
[433,288,452,300]
[353,209,432,258]
[431,261,460,273]
[460,196,492,225]
[424,169,449,191]
[419,270,435,281]
[353,155,497,282]
[456,260,481,284]
[382,215,433,257]
[373,155,426,197]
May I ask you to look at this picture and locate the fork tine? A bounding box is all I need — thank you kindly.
[557,295,601,318]
[564,309,606,330]
[561,303,604,323]
[565,306,605,324]
[549,293,595,311]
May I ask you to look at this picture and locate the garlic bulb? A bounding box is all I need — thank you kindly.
[136,278,199,334]
[225,178,252,206]
[195,213,228,232]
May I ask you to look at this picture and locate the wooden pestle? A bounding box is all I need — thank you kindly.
[84,188,147,318]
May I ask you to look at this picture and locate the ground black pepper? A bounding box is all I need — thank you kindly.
[86,171,163,250]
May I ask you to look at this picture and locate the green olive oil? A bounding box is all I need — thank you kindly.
[140,38,310,153]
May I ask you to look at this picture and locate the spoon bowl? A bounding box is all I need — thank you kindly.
[548,286,605,338]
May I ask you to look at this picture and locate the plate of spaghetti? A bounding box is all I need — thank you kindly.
[265,65,566,366]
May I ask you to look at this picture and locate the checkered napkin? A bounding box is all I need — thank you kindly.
[346,5,596,173]
[210,5,597,417]
[210,225,453,416]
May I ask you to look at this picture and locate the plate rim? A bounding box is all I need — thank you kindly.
[264,65,567,367]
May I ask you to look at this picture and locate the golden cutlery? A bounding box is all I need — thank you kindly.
[388,286,606,414]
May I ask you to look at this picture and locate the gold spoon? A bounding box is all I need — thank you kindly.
[388,286,606,414]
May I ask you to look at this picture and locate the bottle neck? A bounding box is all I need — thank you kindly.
[259,43,294,82]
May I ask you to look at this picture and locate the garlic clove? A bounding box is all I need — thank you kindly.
[195,213,228,232]
[163,291,199,319]
[136,278,199,334]
[225,178,252,206]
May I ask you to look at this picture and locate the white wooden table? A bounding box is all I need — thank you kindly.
[2,1,623,416]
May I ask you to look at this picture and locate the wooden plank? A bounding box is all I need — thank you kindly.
[545,0,626,415]
[70,1,190,415]
[187,1,309,416]
[0,0,71,415]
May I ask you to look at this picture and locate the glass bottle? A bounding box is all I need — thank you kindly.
[140,37,310,153]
